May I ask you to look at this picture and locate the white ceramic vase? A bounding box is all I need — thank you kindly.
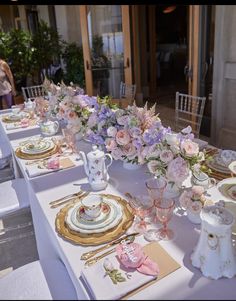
[186,209,201,224]
[122,161,141,170]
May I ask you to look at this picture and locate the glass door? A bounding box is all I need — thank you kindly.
[79,5,132,97]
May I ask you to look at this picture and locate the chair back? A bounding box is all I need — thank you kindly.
[21,85,46,102]
[175,91,206,138]
[119,81,136,107]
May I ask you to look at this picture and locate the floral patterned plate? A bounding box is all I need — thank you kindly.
[20,139,54,155]
[217,177,236,201]
[66,196,123,234]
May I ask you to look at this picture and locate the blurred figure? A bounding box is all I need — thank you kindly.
[0,58,16,109]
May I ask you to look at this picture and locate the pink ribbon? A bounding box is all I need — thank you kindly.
[116,242,159,276]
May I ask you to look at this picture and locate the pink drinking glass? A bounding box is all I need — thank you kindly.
[62,128,76,153]
[128,195,154,234]
[145,197,175,241]
[145,177,167,222]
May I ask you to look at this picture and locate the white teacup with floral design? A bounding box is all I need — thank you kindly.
[81,194,103,219]
[191,171,216,190]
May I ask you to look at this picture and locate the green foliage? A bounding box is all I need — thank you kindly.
[31,20,62,81]
[0,29,36,88]
[61,42,85,88]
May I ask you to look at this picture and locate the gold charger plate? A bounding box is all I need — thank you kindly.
[15,144,58,160]
[2,113,29,123]
[55,193,134,246]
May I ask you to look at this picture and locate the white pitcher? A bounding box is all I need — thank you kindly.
[79,145,113,191]
[191,202,236,279]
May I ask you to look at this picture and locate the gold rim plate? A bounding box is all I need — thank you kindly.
[55,193,134,246]
[15,144,58,160]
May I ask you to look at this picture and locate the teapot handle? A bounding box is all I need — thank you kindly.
[105,153,113,169]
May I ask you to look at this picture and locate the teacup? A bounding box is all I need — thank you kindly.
[11,105,21,115]
[191,171,217,190]
[81,194,103,218]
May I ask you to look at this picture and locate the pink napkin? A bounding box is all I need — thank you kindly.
[46,157,60,169]
[116,242,159,276]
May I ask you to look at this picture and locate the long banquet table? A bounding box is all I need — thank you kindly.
[0,109,236,300]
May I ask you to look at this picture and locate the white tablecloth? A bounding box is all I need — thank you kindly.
[0,112,235,299]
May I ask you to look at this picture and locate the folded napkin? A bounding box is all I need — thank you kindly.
[25,157,75,178]
[5,123,23,130]
[81,242,181,300]
[81,253,156,300]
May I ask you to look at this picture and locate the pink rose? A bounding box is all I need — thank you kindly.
[116,129,131,146]
[105,138,117,151]
[72,95,87,108]
[160,150,174,164]
[111,147,123,160]
[123,143,137,159]
[166,156,189,183]
[179,190,192,209]
[181,139,199,157]
[192,185,204,197]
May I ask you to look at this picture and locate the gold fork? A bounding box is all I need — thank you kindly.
[49,190,85,206]
[50,191,89,209]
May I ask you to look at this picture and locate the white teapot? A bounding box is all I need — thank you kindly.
[191,202,236,279]
[39,119,59,136]
[79,145,113,191]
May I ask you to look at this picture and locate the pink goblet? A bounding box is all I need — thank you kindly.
[62,128,77,153]
[128,195,154,234]
[144,197,175,241]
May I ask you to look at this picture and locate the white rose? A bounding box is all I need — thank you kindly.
[165,133,179,147]
[107,126,117,137]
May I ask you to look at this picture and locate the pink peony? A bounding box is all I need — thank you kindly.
[181,139,199,157]
[160,150,174,164]
[105,138,117,151]
[166,156,189,183]
[179,190,192,209]
[122,143,137,159]
[115,129,131,146]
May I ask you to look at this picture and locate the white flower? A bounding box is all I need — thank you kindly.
[107,126,117,137]
[165,133,179,147]
[103,258,114,272]
[181,125,192,135]
[147,160,162,176]
[180,139,199,158]
[160,150,174,164]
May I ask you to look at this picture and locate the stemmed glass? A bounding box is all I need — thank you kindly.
[62,128,77,153]
[127,194,154,234]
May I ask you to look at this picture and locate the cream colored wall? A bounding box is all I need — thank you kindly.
[54,5,82,45]
[211,5,236,150]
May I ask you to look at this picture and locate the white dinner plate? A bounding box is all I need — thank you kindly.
[206,154,231,174]
[224,201,236,235]
[216,177,236,201]
[20,139,54,155]
[7,112,28,121]
[228,161,236,175]
[66,197,123,234]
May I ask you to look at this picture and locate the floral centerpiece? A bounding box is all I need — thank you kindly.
[179,185,208,224]
[102,102,163,167]
[146,126,205,196]
[85,95,118,145]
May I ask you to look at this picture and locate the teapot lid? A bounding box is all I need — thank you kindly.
[201,203,234,227]
[87,145,104,160]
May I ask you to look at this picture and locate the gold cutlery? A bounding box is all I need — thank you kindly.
[50,191,89,209]
[49,190,84,205]
[81,233,139,261]
[84,233,137,267]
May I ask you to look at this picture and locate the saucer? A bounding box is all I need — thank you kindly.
[21,139,54,155]
[66,197,123,234]
[206,154,231,174]
[217,177,236,201]
[77,203,111,222]
[228,161,236,175]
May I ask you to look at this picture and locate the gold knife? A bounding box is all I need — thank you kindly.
[50,191,89,209]
[81,232,139,260]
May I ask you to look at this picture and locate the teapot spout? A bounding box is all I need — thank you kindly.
[79,151,89,176]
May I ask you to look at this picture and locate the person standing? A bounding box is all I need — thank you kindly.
[0,58,16,109]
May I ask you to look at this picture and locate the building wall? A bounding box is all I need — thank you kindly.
[54,5,82,45]
[37,5,50,24]
[211,5,236,150]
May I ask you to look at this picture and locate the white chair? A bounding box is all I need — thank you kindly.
[0,179,29,217]
[21,85,46,102]
[0,260,52,300]
[175,91,206,138]
[0,142,14,183]
[119,81,136,108]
